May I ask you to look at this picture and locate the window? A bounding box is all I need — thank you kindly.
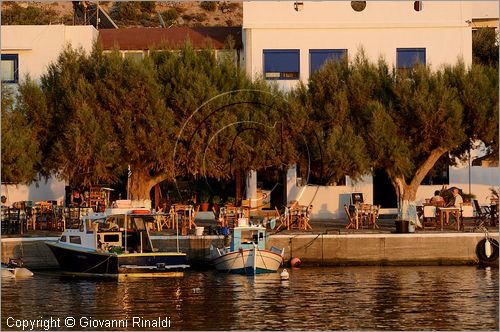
[309,49,347,75]
[351,1,366,12]
[263,50,300,80]
[69,236,82,244]
[1,54,19,83]
[414,1,423,11]
[123,51,144,62]
[396,48,426,69]
[60,236,67,242]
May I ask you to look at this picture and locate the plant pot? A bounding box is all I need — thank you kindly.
[200,202,209,212]
[394,220,409,233]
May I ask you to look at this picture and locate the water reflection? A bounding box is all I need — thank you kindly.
[2,266,498,330]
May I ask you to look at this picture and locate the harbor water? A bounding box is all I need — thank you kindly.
[2,266,498,330]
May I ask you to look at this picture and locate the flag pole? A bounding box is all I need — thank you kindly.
[127,165,131,200]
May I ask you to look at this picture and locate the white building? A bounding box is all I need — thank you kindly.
[1,25,98,204]
[242,1,499,219]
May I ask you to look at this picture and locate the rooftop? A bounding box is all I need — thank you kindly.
[98,26,242,51]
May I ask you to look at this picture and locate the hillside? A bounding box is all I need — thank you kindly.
[0,1,243,28]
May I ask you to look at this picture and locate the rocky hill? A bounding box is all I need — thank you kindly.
[1,1,242,28]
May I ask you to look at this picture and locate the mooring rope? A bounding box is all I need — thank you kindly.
[82,255,113,274]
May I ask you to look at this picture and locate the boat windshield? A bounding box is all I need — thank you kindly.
[130,216,154,231]
[241,230,259,244]
[101,215,123,231]
[66,217,105,232]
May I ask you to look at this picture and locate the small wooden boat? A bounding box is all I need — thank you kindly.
[46,207,189,277]
[210,219,284,275]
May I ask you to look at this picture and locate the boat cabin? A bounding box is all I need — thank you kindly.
[230,223,266,252]
[57,208,156,254]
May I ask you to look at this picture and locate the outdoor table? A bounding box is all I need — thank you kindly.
[438,207,461,231]
[354,203,379,229]
[296,205,313,230]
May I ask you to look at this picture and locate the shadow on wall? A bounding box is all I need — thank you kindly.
[26,177,65,203]
[338,193,351,217]
[316,203,330,219]
[1,176,69,204]
[449,166,499,186]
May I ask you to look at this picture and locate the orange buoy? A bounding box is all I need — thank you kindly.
[290,257,301,268]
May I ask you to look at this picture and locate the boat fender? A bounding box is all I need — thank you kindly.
[476,238,499,264]
[280,269,289,280]
[13,268,34,278]
[290,257,302,268]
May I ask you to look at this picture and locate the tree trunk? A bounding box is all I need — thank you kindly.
[392,147,448,229]
[395,178,420,228]
[128,167,169,208]
[235,169,241,206]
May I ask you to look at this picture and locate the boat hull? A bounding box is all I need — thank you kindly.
[212,249,283,275]
[46,242,189,277]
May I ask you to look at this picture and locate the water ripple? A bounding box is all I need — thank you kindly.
[1,266,498,330]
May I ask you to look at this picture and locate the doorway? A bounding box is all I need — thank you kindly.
[373,169,397,208]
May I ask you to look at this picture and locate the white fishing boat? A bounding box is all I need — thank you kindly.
[46,206,189,277]
[210,218,284,275]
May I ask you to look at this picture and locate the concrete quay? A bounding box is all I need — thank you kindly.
[2,231,497,269]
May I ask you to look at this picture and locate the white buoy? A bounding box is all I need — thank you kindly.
[280,268,289,280]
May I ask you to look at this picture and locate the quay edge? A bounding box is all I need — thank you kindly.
[2,233,498,269]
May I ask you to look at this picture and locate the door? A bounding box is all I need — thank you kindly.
[373,169,397,208]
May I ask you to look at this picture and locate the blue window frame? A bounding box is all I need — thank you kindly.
[396,48,426,69]
[1,54,19,83]
[263,50,300,80]
[309,49,347,75]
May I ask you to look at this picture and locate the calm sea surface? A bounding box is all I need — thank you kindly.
[1,266,498,331]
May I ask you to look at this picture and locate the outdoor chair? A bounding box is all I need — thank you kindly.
[473,199,489,228]
[459,204,474,231]
[344,204,356,229]
[422,205,438,229]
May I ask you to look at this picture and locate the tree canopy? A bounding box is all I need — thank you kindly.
[472,28,499,67]
[296,52,498,221]
[12,43,300,200]
[1,84,41,183]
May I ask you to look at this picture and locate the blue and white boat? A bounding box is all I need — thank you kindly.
[46,207,189,277]
[210,219,284,275]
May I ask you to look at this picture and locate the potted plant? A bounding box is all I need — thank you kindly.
[226,197,236,206]
[199,191,209,212]
[211,195,221,210]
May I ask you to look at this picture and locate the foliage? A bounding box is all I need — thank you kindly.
[295,51,498,204]
[1,84,41,183]
[11,42,299,199]
[200,1,217,12]
[444,63,499,161]
[162,8,179,26]
[21,44,172,192]
[110,2,159,27]
[472,28,499,67]
[1,2,68,25]
[149,43,300,182]
[139,1,156,13]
